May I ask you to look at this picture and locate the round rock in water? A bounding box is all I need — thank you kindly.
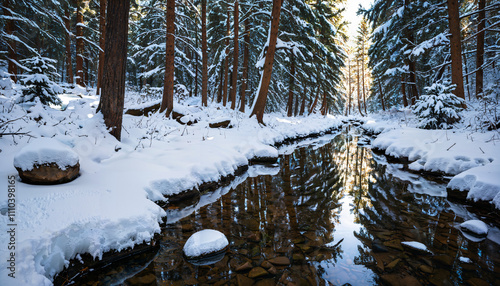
[14,138,80,184]
[183,229,229,264]
[460,220,489,238]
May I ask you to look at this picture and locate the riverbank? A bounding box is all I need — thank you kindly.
[360,104,500,214]
[0,89,344,285]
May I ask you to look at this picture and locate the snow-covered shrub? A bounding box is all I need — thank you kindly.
[413,81,464,129]
[18,56,63,105]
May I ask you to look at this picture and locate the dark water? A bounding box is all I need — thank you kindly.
[73,132,500,286]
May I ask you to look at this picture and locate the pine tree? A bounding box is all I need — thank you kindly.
[18,56,63,105]
[413,81,464,129]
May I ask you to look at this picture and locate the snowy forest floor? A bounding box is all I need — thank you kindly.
[0,86,499,285]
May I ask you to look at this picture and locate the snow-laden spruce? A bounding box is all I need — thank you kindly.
[17,56,64,106]
[183,229,229,258]
[412,81,464,129]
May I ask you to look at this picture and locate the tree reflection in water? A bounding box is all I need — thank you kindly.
[119,133,499,285]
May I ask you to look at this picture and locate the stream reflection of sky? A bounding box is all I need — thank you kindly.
[321,195,376,285]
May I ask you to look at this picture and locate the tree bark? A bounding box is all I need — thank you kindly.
[217,63,223,103]
[239,18,250,113]
[4,0,17,82]
[347,56,352,115]
[321,92,327,116]
[99,0,130,141]
[230,0,239,110]
[309,87,319,115]
[402,75,408,107]
[64,7,73,84]
[76,0,85,87]
[250,0,284,124]
[287,50,295,117]
[447,0,466,107]
[201,0,208,106]
[361,44,367,115]
[161,0,175,116]
[475,0,485,98]
[97,0,106,94]
[299,90,306,116]
[222,4,230,107]
[377,75,386,111]
[357,58,363,115]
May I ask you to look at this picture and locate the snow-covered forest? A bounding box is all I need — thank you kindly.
[1,0,500,285]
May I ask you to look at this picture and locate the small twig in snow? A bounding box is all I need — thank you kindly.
[479,147,485,154]
[447,143,456,151]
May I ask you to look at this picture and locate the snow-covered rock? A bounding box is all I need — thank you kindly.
[460,220,489,238]
[401,241,433,255]
[183,229,229,259]
[14,138,80,184]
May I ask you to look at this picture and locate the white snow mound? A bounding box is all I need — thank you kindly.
[183,229,229,258]
[13,138,79,171]
[460,220,489,237]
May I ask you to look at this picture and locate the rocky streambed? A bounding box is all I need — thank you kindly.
[55,131,500,285]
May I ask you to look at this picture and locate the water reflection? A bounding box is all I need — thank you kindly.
[73,133,500,285]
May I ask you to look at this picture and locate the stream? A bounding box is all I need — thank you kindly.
[68,131,500,286]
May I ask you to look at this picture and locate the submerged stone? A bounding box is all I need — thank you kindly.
[268,256,290,266]
[248,267,269,278]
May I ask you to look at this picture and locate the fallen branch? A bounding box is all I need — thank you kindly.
[446,143,456,151]
[0,132,34,138]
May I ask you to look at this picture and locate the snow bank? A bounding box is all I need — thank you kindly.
[447,162,500,209]
[363,111,500,211]
[371,128,495,175]
[0,89,343,285]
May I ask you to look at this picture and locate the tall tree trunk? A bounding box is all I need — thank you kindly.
[76,0,85,87]
[402,75,408,107]
[217,63,223,103]
[161,0,175,116]
[475,0,485,98]
[361,44,367,115]
[404,0,419,103]
[447,0,466,107]
[250,0,284,124]
[64,7,74,84]
[299,91,306,116]
[463,52,471,100]
[230,0,239,110]
[239,18,250,112]
[193,35,198,97]
[348,56,352,115]
[4,0,17,82]
[357,58,363,115]
[321,92,327,116]
[201,0,208,106]
[377,75,386,111]
[294,87,299,116]
[222,5,230,106]
[309,86,319,115]
[84,56,89,86]
[97,0,106,95]
[287,50,295,117]
[99,0,130,141]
